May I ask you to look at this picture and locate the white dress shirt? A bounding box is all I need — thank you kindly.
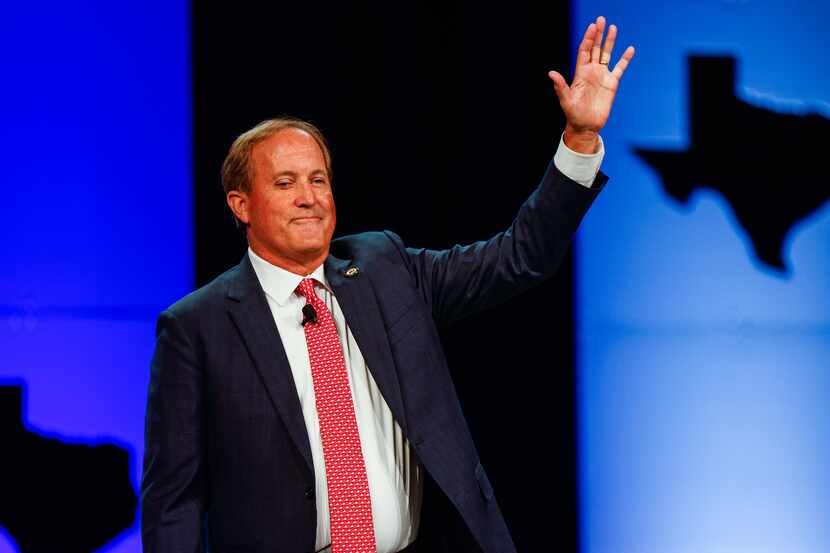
[249,251,423,553]
[247,135,603,553]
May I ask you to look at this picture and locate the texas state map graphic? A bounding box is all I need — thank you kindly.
[0,385,136,552]
[634,55,830,274]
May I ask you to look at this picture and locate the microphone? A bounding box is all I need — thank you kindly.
[301,304,318,326]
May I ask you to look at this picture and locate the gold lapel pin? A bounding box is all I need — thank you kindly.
[344,266,360,278]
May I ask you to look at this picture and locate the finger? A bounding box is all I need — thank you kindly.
[591,16,606,63]
[577,23,596,65]
[611,46,636,80]
[548,71,571,102]
[601,24,617,66]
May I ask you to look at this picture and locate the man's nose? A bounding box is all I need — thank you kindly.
[294,180,316,207]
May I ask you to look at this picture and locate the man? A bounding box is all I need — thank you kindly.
[141,16,634,553]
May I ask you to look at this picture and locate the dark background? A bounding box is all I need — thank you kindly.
[3,1,828,551]
[194,0,579,549]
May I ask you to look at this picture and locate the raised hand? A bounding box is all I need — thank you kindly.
[548,16,635,153]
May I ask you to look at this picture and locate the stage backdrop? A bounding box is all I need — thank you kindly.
[0,2,191,552]
[574,2,830,553]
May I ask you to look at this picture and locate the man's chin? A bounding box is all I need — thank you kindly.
[292,238,328,257]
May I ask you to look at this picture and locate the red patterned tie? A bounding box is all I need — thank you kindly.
[296,278,377,553]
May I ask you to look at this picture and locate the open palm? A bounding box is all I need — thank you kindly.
[549,16,635,134]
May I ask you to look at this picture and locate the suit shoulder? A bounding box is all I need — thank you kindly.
[330,230,407,262]
[162,263,240,321]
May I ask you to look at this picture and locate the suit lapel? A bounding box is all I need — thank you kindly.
[225,255,314,476]
[325,255,409,435]
[223,252,410,479]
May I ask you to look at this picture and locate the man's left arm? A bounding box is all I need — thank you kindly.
[396,15,635,327]
[555,132,605,188]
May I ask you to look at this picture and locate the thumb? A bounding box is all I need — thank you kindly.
[548,70,570,102]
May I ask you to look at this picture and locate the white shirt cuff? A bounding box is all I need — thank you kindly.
[553,132,605,188]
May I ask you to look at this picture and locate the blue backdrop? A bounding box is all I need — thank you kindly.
[3,2,829,552]
[574,2,830,552]
[0,2,191,552]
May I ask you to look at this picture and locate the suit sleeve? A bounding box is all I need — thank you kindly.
[396,160,608,327]
[141,310,206,553]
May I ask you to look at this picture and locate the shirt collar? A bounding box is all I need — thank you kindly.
[247,247,331,306]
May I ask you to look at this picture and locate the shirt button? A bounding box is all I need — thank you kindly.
[304,486,314,500]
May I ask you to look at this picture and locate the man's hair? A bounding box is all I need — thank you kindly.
[221,116,333,196]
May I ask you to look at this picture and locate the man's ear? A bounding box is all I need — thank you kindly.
[227,190,250,225]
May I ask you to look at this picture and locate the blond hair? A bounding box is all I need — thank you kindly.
[221,116,332,195]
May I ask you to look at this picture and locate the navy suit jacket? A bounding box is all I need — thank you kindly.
[141,160,607,553]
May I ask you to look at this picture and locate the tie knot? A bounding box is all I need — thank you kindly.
[296,278,317,301]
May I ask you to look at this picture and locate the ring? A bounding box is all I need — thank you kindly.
[599,61,609,65]
[599,53,611,65]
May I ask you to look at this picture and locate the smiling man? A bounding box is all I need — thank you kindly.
[141,16,634,553]
[224,123,337,276]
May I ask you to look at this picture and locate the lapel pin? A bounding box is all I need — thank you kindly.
[344,266,360,278]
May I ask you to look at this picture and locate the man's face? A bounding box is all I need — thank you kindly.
[231,128,336,272]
